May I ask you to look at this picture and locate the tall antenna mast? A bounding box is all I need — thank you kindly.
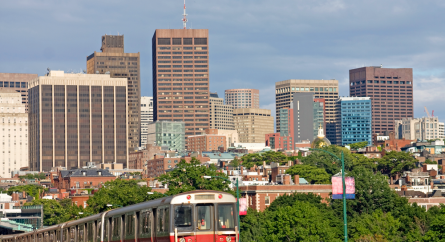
[182,0,188,29]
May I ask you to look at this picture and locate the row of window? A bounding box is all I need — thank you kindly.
[158,74,208,77]
[157,46,207,50]
[158,65,208,68]
[158,38,207,45]
[0,81,28,88]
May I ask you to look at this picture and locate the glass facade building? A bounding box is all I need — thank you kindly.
[147,121,185,151]
[339,97,372,146]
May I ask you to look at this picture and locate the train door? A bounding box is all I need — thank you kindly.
[195,204,214,242]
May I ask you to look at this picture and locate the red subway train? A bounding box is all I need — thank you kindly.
[0,190,239,242]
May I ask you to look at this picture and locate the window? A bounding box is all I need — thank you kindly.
[140,211,151,236]
[265,196,270,205]
[217,204,235,230]
[183,38,192,45]
[194,38,207,45]
[125,213,135,238]
[112,217,121,239]
[158,38,170,45]
[196,205,212,230]
[174,205,192,229]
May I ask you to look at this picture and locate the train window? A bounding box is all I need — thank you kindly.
[196,204,213,230]
[217,204,235,230]
[125,213,135,238]
[38,233,43,242]
[78,224,85,242]
[49,232,54,242]
[164,208,169,232]
[111,217,121,240]
[174,205,192,228]
[64,229,69,242]
[103,219,108,242]
[96,221,101,242]
[87,222,94,242]
[139,211,151,236]
[157,209,164,232]
[55,230,60,242]
[44,233,49,242]
[70,227,76,242]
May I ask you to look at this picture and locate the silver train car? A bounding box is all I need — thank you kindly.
[0,190,239,242]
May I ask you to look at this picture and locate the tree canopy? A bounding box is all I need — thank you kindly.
[87,179,165,213]
[24,199,83,226]
[8,184,46,199]
[285,164,331,184]
[19,173,47,180]
[240,151,291,169]
[158,158,234,196]
[349,141,369,150]
[377,151,417,175]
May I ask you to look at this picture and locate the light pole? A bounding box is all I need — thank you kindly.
[106,204,122,208]
[309,148,348,242]
[203,175,240,241]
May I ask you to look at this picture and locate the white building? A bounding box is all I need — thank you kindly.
[0,90,28,178]
[140,96,153,147]
[395,117,444,141]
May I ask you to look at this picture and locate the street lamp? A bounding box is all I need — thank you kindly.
[203,175,240,241]
[106,204,122,208]
[309,148,348,242]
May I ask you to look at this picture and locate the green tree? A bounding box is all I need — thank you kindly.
[349,210,402,242]
[230,157,241,168]
[377,151,417,175]
[301,145,354,176]
[285,165,331,184]
[24,199,72,226]
[423,206,445,242]
[240,208,265,241]
[87,179,165,213]
[349,141,369,150]
[158,158,234,196]
[241,151,290,168]
[8,184,46,199]
[424,159,437,164]
[351,153,377,171]
[262,200,342,242]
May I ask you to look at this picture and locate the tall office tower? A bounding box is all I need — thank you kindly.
[338,97,372,146]
[152,29,210,138]
[292,93,325,143]
[225,89,259,109]
[28,71,128,172]
[87,35,140,151]
[395,117,444,140]
[209,92,234,130]
[275,80,338,135]
[349,66,413,134]
[0,73,38,113]
[233,108,274,143]
[140,96,153,147]
[146,121,185,151]
[0,90,28,178]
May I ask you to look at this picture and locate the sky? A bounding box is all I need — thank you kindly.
[1,0,445,125]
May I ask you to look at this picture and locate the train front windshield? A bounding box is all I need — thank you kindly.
[217,204,235,230]
[175,205,193,228]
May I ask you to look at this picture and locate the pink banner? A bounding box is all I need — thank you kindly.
[239,198,247,215]
[332,176,355,195]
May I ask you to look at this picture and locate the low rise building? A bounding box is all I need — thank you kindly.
[402,140,445,154]
[395,117,444,141]
[128,144,162,169]
[145,155,210,178]
[187,129,227,152]
[52,168,116,190]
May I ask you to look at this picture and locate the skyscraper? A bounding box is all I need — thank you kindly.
[292,93,325,143]
[0,90,28,178]
[225,89,260,109]
[275,80,338,135]
[29,71,128,172]
[87,35,140,151]
[0,73,37,113]
[349,66,413,134]
[152,29,210,138]
[140,96,153,147]
[338,97,372,146]
[209,92,234,130]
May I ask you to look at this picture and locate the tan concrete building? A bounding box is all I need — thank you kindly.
[225,89,259,109]
[216,129,239,148]
[28,71,128,172]
[187,130,226,152]
[0,73,38,113]
[275,79,339,140]
[152,29,210,138]
[395,117,444,141]
[87,35,140,152]
[0,90,28,178]
[209,93,234,130]
[233,108,274,143]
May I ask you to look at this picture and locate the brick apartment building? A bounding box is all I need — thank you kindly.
[146,155,210,178]
[128,145,162,169]
[52,168,116,190]
[187,129,227,152]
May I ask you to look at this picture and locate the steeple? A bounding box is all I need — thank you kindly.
[317,124,325,138]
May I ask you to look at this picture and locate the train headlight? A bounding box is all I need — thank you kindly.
[226,236,231,242]
[179,238,185,242]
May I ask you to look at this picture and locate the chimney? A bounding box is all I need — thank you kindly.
[294,175,299,185]
[422,163,427,172]
[406,174,410,184]
[240,166,244,175]
[283,175,290,185]
[257,170,260,175]
[263,160,266,168]
[390,176,393,185]
[431,181,434,189]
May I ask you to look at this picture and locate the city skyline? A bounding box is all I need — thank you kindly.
[1,1,445,124]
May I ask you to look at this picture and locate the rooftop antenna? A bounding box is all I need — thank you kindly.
[182,0,188,29]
